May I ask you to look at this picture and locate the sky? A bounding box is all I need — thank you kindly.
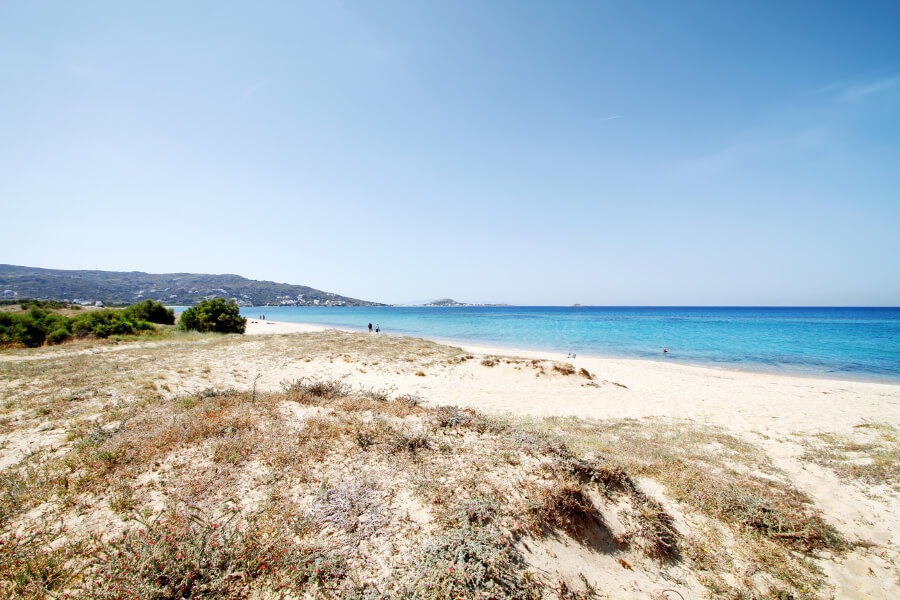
[1,1,899,306]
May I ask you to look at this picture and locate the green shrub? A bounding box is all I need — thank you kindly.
[29,307,70,334]
[124,299,175,325]
[178,299,246,334]
[0,312,24,347]
[70,309,153,339]
[45,328,71,345]
[18,300,69,311]
[0,301,167,347]
[0,309,61,347]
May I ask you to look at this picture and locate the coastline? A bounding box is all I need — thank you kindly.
[243,319,900,438]
[245,317,900,385]
[240,306,900,385]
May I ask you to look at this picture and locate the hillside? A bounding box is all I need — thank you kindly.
[0,264,382,307]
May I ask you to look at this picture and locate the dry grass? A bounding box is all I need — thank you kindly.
[84,507,343,598]
[552,363,576,376]
[801,422,900,492]
[0,332,859,599]
[538,416,846,596]
[530,482,602,538]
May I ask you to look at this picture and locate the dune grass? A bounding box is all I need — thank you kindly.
[0,332,856,599]
[800,422,900,492]
[538,416,846,597]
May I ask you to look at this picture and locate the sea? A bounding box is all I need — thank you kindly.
[238,306,900,383]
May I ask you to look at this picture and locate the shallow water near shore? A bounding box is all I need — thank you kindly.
[239,306,900,382]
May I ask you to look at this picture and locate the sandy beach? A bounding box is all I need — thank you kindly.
[240,320,900,598]
[243,319,899,436]
[1,321,898,598]
[244,319,340,335]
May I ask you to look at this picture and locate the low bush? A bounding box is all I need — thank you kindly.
[86,509,339,598]
[22,300,69,310]
[123,299,175,325]
[178,298,246,334]
[0,301,166,347]
[70,309,154,338]
[45,328,71,345]
[399,518,537,600]
[0,307,70,348]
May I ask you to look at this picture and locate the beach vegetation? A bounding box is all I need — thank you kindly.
[0,299,71,310]
[0,310,46,347]
[801,423,900,491]
[397,511,540,600]
[0,301,176,348]
[552,362,576,376]
[84,508,338,598]
[177,298,246,334]
[123,298,175,324]
[45,327,71,345]
[283,377,351,401]
[70,308,155,338]
[0,329,870,599]
[539,416,847,594]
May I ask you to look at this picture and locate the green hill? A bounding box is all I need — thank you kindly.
[0,264,382,307]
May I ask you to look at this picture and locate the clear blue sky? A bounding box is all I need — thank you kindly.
[2,1,898,305]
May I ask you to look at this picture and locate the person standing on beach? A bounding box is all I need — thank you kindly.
[368,322,373,333]
[375,324,380,333]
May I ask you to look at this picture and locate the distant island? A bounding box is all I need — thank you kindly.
[423,298,467,306]
[422,298,510,307]
[0,264,383,307]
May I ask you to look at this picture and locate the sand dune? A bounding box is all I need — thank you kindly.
[1,322,897,598]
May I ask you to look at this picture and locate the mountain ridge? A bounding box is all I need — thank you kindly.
[0,264,383,307]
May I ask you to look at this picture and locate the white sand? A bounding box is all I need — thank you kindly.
[244,319,344,335]
[240,319,900,598]
[245,320,899,437]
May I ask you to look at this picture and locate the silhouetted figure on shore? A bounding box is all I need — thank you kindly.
[368,322,373,333]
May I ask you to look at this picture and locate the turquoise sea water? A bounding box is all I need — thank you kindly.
[239,306,900,382]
